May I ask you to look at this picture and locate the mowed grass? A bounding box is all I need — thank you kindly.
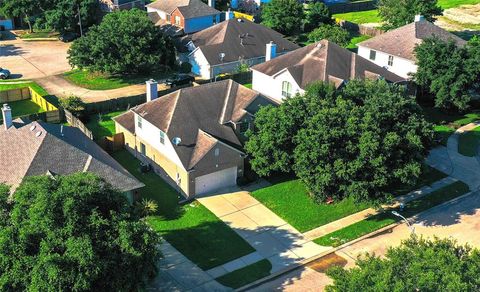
[64,69,171,90]
[334,10,382,24]
[0,99,45,123]
[314,181,470,247]
[458,126,480,156]
[438,0,480,9]
[86,111,125,139]
[216,259,272,289]
[346,34,371,51]
[18,29,59,39]
[112,150,254,270]
[252,166,446,233]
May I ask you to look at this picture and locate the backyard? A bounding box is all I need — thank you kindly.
[252,165,447,233]
[86,110,125,139]
[112,150,255,270]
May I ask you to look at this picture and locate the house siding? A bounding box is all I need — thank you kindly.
[252,69,304,102]
[357,46,417,79]
[184,14,220,34]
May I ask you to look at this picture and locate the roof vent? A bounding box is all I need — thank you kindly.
[237,18,243,22]
[219,52,225,62]
[35,131,43,137]
[30,125,36,131]
[316,43,323,49]
[172,137,182,146]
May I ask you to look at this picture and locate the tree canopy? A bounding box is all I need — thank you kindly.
[261,0,304,36]
[414,37,480,111]
[378,0,443,30]
[246,80,433,202]
[308,24,351,47]
[326,237,480,291]
[0,173,160,291]
[68,9,176,75]
[305,2,332,32]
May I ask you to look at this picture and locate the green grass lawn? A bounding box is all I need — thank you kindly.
[314,181,469,247]
[346,34,371,51]
[333,10,382,24]
[458,126,480,156]
[86,111,125,139]
[64,69,172,90]
[18,29,59,39]
[252,166,446,233]
[0,99,45,122]
[243,83,252,89]
[112,150,254,270]
[438,0,480,9]
[216,259,272,289]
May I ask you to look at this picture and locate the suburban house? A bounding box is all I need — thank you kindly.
[146,0,221,35]
[251,40,405,102]
[0,14,14,30]
[114,80,275,197]
[0,105,144,201]
[357,15,467,78]
[98,0,145,12]
[185,18,300,79]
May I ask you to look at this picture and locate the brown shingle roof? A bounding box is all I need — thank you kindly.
[188,19,300,65]
[358,20,467,60]
[146,0,220,19]
[127,80,273,169]
[0,119,144,192]
[252,40,405,89]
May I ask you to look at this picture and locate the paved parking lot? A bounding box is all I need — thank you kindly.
[0,40,71,79]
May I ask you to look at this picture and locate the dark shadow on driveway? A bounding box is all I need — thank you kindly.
[0,44,25,57]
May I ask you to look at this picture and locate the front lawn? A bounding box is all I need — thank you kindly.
[252,166,446,233]
[17,29,59,39]
[458,126,480,156]
[86,111,125,139]
[216,259,272,289]
[314,181,469,247]
[333,10,382,24]
[64,69,171,90]
[112,150,254,270]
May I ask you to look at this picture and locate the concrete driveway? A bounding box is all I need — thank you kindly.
[0,40,71,79]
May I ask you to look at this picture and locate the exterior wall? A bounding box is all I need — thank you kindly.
[188,142,244,195]
[184,14,220,34]
[170,9,186,28]
[0,19,14,30]
[252,69,304,102]
[358,46,417,79]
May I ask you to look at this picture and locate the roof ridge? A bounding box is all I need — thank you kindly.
[219,79,234,124]
[165,90,181,133]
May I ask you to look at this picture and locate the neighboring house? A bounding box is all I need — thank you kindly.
[357,16,467,79]
[186,18,300,79]
[146,0,221,35]
[99,0,145,12]
[0,14,14,30]
[251,40,405,102]
[114,80,275,197]
[0,105,144,201]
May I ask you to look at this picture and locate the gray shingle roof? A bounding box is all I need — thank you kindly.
[357,20,467,60]
[116,80,275,170]
[188,19,300,65]
[0,119,144,192]
[146,0,220,19]
[252,40,405,89]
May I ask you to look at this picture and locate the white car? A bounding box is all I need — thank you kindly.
[0,68,10,80]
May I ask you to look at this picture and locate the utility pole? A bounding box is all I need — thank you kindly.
[78,3,83,37]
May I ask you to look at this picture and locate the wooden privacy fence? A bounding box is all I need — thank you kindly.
[328,0,377,14]
[337,19,384,37]
[64,109,93,140]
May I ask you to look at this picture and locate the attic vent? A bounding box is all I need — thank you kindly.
[316,43,323,49]
[30,125,36,131]
[35,131,42,137]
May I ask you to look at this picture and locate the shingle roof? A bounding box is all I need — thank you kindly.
[187,19,300,65]
[252,40,405,89]
[116,80,274,170]
[0,119,144,192]
[146,0,220,19]
[357,20,467,60]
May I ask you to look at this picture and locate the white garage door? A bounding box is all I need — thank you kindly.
[195,167,238,195]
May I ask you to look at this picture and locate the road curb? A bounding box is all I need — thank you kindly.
[237,189,474,291]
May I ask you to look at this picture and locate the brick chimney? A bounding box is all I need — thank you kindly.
[265,41,277,61]
[146,79,158,102]
[2,104,12,130]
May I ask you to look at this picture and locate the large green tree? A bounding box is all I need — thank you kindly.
[378,0,443,30]
[326,237,480,291]
[305,2,332,32]
[414,37,479,111]
[44,0,99,34]
[0,173,160,291]
[68,9,176,74]
[0,0,39,32]
[261,0,304,36]
[246,80,433,202]
[308,24,351,47]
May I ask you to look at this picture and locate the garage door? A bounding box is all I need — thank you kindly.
[195,167,237,195]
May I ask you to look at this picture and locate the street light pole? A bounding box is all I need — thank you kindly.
[391,211,415,236]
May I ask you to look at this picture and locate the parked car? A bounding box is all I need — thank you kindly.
[59,32,79,42]
[166,74,195,87]
[0,68,10,80]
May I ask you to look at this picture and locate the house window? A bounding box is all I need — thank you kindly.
[369,50,376,61]
[388,55,394,66]
[137,116,143,129]
[175,16,181,26]
[166,15,171,22]
[160,130,165,144]
[239,121,250,134]
[214,148,220,157]
[213,15,218,24]
[282,81,293,98]
[176,173,181,185]
[140,143,146,156]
